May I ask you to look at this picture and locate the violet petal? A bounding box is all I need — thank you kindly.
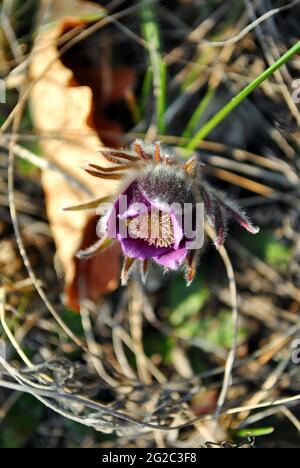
[154,248,188,270]
[120,237,172,260]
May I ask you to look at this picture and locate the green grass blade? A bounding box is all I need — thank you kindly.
[234,427,275,438]
[139,67,153,117]
[139,1,167,134]
[181,87,216,143]
[185,40,300,153]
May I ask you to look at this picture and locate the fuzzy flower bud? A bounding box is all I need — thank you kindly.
[77,140,259,286]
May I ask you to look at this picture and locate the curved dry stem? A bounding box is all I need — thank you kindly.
[7,74,89,353]
[201,0,300,47]
[79,302,119,388]
[0,288,33,368]
[205,224,239,421]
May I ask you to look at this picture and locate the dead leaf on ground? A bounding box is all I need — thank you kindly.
[30,2,137,311]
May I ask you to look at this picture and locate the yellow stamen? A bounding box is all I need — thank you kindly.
[128,209,175,248]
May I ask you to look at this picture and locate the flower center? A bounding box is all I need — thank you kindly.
[127,209,175,248]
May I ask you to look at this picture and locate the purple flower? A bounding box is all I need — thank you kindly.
[77,140,260,286]
[106,179,191,271]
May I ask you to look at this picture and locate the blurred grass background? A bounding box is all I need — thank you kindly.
[0,0,300,448]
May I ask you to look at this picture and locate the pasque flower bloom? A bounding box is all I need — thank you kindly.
[105,169,196,271]
[78,140,259,285]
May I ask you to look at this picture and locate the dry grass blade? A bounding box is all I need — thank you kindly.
[205,225,239,422]
[1,0,300,448]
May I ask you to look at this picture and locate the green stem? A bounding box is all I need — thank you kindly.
[181,87,216,143]
[139,2,167,134]
[186,40,300,153]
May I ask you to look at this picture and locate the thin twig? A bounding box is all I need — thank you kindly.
[205,226,239,420]
[202,0,300,47]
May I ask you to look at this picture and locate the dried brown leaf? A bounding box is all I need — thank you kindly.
[29,7,133,310]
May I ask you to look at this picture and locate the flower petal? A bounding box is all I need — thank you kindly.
[120,237,171,260]
[107,181,150,238]
[170,212,184,248]
[118,202,149,220]
[154,248,188,270]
